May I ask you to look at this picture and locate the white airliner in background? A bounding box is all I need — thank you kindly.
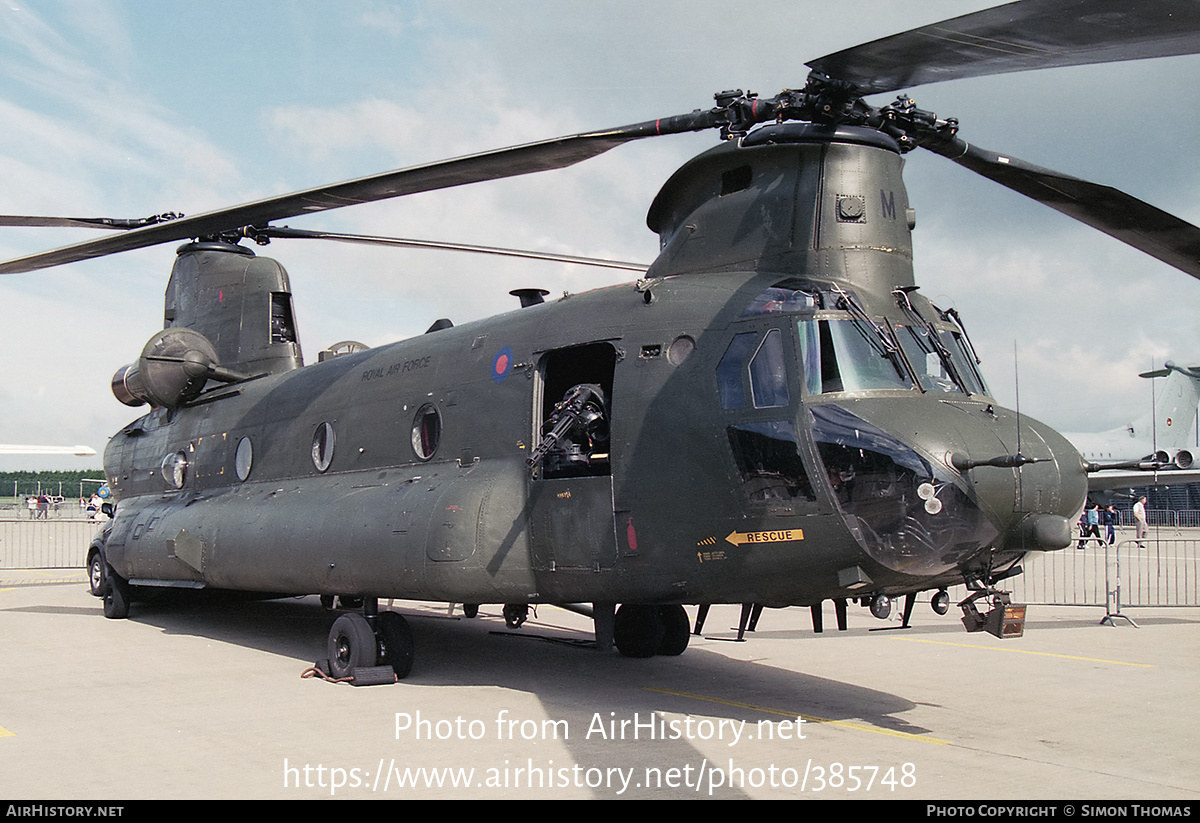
[1067,362,1200,491]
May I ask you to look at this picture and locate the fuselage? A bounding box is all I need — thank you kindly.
[100,123,1088,610]
[101,267,1086,608]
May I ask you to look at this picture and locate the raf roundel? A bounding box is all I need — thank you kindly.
[491,346,513,383]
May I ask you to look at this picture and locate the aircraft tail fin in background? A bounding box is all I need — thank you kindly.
[1068,360,1200,472]
[1134,361,1200,453]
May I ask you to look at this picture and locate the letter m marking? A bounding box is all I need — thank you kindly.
[880,189,896,220]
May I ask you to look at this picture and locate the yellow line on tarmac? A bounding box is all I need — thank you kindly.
[0,726,15,739]
[894,637,1154,667]
[644,687,949,745]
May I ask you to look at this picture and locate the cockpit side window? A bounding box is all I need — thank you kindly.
[716,332,757,410]
[748,329,790,408]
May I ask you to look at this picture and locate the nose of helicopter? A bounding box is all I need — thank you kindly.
[808,400,1086,578]
[940,404,1087,551]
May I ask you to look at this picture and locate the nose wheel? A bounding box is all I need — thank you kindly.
[869,595,891,620]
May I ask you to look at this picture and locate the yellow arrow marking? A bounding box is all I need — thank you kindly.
[725,528,804,547]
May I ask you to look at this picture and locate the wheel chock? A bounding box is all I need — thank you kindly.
[348,665,398,686]
[304,659,397,685]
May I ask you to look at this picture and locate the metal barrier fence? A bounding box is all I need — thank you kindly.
[0,518,100,569]
[1000,532,1199,609]
[0,502,91,520]
[1122,509,1200,528]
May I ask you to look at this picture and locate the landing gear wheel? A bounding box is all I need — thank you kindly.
[502,603,528,629]
[656,605,690,656]
[869,595,892,620]
[102,565,130,619]
[88,553,106,597]
[613,604,664,658]
[327,612,377,679]
[462,604,479,619]
[375,611,414,679]
[931,589,950,616]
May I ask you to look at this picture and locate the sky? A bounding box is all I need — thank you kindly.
[1,0,1199,473]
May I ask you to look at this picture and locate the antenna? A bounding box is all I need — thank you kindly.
[1150,357,1158,454]
[1014,342,1022,457]
[1014,341,1023,512]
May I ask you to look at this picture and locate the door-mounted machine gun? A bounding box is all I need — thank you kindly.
[527,383,609,478]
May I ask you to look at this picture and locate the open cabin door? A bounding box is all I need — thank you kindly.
[528,342,618,571]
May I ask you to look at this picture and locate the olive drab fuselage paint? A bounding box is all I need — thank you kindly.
[100,125,1086,614]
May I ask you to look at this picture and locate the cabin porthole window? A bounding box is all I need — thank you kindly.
[667,335,695,366]
[235,436,253,481]
[411,404,441,461]
[161,451,188,489]
[311,422,335,472]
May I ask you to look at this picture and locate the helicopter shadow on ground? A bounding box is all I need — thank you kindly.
[127,593,933,730]
[125,594,943,797]
[4,601,107,618]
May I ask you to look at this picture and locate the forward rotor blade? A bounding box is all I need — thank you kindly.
[258,226,647,272]
[925,135,1200,278]
[808,0,1200,95]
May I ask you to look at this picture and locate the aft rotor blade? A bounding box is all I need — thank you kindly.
[0,114,721,275]
[808,0,1200,95]
[257,226,647,272]
[0,213,181,230]
[926,135,1200,278]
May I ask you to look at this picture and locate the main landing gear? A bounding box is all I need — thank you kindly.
[471,601,692,658]
[102,563,131,619]
[611,604,690,658]
[317,599,691,683]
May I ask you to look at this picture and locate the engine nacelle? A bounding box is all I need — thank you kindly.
[112,328,220,409]
[1174,449,1194,470]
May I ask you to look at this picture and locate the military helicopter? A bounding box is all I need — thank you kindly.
[4,0,1200,681]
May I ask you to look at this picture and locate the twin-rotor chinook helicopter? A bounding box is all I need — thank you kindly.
[5,0,1200,681]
